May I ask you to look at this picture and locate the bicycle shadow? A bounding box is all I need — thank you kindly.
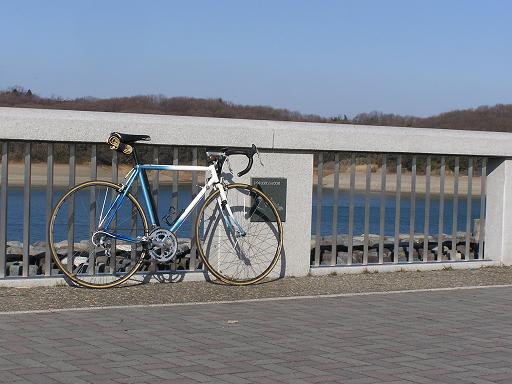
[199,247,286,286]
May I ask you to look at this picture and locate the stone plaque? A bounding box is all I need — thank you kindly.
[251,178,287,222]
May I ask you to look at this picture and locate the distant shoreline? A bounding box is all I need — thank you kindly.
[317,171,482,196]
[4,162,483,196]
[4,162,196,188]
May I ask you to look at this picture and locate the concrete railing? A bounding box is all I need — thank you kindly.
[1,107,512,285]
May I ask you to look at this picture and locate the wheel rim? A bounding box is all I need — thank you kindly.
[196,183,283,285]
[49,181,148,288]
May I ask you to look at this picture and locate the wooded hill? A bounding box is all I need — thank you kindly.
[2,87,512,132]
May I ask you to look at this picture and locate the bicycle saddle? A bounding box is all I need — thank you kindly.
[111,132,151,143]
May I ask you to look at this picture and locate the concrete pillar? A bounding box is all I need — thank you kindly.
[228,151,313,277]
[485,158,512,265]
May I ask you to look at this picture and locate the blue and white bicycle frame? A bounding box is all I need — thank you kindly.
[97,163,244,244]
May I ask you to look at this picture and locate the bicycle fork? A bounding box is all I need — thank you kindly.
[216,184,247,237]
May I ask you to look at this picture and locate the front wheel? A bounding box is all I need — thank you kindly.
[49,181,149,288]
[195,183,283,285]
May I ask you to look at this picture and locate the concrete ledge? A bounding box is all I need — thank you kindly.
[309,260,500,275]
[0,261,501,287]
[2,107,512,156]
[0,271,208,288]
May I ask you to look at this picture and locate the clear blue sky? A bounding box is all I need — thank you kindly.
[0,0,510,117]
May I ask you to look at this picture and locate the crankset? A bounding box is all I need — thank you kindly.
[148,228,178,263]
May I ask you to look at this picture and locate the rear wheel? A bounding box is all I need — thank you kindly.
[195,183,283,285]
[49,181,149,288]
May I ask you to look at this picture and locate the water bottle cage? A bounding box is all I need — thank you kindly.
[163,207,184,227]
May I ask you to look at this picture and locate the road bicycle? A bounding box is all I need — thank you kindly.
[48,132,283,288]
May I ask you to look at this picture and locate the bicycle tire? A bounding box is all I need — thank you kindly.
[49,180,149,288]
[195,183,283,285]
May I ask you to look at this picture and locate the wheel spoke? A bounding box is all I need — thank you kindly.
[49,181,148,288]
[196,184,282,285]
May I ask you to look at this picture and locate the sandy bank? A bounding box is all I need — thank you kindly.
[3,162,483,195]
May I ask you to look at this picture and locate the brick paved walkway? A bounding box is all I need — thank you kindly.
[1,286,512,383]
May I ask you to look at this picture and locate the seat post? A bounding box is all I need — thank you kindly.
[132,147,140,165]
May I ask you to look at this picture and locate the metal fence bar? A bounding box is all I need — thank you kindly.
[423,156,431,262]
[363,155,371,265]
[408,156,416,262]
[331,153,340,265]
[45,143,54,276]
[88,144,97,275]
[189,147,198,270]
[112,150,118,183]
[199,147,207,271]
[22,143,31,277]
[438,156,446,261]
[150,146,159,273]
[110,149,117,273]
[67,144,76,273]
[90,144,97,179]
[465,158,473,260]
[0,142,7,278]
[347,154,356,265]
[314,153,323,266]
[479,158,487,259]
[152,146,159,211]
[379,155,387,264]
[451,157,459,260]
[172,147,179,222]
[394,155,402,263]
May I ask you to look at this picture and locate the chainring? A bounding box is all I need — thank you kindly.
[148,228,178,263]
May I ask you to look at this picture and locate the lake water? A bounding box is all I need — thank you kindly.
[5,185,482,244]
[313,187,482,237]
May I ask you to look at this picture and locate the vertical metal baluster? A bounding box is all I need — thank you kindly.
[363,155,371,265]
[348,154,355,265]
[379,155,387,264]
[45,143,54,276]
[331,153,340,265]
[451,157,459,260]
[112,151,118,183]
[110,150,118,274]
[393,155,402,263]
[0,143,8,278]
[465,158,473,260]
[172,147,179,222]
[479,158,487,259]
[200,147,207,270]
[438,156,446,261]
[423,156,431,262]
[408,156,416,262]
[132,176,139,267]
[169,147,179,273]
[189,147,198,270]
[67,144,76,273]
[152,146,159,211]
[149,146,159,273]
[314,153,323,266]
[22,143,31,277]
[88,144,97,275]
